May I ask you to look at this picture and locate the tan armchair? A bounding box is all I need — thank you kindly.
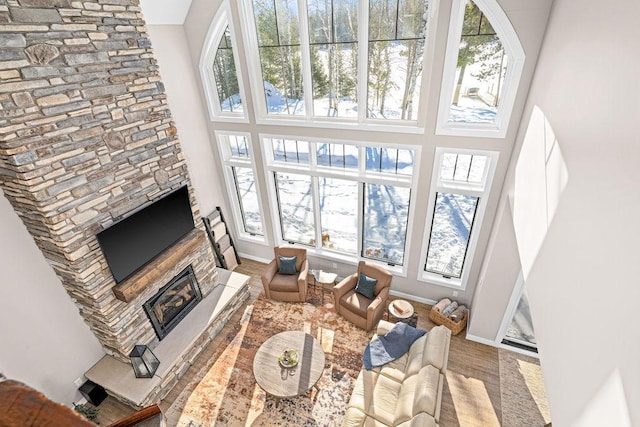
[261,246,309,302]
[333,261,392,331]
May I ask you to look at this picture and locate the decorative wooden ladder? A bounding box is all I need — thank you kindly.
[203,207,241,270]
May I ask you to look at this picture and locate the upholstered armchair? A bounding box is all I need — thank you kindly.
[261,246,309,302]
[333,261,392,331]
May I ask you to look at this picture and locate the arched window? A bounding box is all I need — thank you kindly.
[436,0,524,138]
[201,0,525,280]
[200,2,247,122]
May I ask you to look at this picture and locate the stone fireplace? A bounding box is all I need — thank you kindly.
[0,1,249,405]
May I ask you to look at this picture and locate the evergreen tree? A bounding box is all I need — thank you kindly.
[399,0,429,120]
[311,46,329,99]
[337,46,356,100]
[253,0,304,114]
[212,27,240,111]
[452,1,500,105]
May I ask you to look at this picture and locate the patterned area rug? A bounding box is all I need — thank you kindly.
[165,292,371,426]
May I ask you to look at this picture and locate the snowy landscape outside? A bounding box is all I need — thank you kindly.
[228,137,482,271]
[214,1,500,271]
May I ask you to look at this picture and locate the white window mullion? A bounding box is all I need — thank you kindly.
[310,142,322,249]
[357,180,364,259]
[356,0,369,124]
[311,175,322,250]
[238,0,268,120]
[298,0,314,120]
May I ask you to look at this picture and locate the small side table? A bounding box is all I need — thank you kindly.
[388,299,418,327]
[311,270,337,307]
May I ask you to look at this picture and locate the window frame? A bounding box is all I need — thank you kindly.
[239,0,437,134]
[418,147,499,289]
[200,1,249,123]
[260,133,421,275]
[435,0,525,138]
[214,131,268,244]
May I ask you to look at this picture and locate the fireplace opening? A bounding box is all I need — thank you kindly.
[143,265,202,340]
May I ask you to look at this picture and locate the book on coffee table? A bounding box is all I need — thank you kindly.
[392,301,406,315]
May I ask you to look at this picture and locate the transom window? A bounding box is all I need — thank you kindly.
[419,148,498,288]
[244,0,431,125]
[264,136,418,266]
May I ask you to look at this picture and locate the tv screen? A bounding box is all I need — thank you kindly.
[97,186,195,283]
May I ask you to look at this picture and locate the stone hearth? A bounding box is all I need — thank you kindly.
[86,269,250,407]
[0,0,221,368]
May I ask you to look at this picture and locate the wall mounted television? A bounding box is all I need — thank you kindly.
[97,186,195,284]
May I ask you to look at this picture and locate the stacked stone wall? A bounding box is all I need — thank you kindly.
[0,0,218,361]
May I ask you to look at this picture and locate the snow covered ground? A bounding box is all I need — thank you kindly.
[449,95,497,123]
[235,144,473,270]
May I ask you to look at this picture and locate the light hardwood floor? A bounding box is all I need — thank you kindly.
[94,258,539,426]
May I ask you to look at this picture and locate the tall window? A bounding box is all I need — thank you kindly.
[244,0,431,125]
[275,172,315,242]
[308,0,358,118]
[212,26,242,113]
[436,0,525,138]
[215,132,266,242]
[368,0,428,120]
[420,148,498,288]
[251,0,304,115]
[448,1,505,124]
[264,136,418,267]
[363,183,410,264]
[201,2,247,121]
[319,177,359,253]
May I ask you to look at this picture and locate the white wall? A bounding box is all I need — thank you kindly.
[467,196,521,341]
[147,24,228,218]
[498,0,640,424]
[0,191,104,405]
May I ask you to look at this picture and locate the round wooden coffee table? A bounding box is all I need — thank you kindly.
[253,331,325,405]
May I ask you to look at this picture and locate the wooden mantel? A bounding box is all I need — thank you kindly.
[113,228,206,302]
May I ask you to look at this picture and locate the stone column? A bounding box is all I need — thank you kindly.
[0,0,218,361]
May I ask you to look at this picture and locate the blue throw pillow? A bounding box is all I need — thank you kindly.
[278,256,297,275]
[355,272,377,299]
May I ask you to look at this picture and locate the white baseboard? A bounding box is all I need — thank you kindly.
[389,290,438,306]
[465,333,540,359]
[465,333,497,347]
[236,252,271,264]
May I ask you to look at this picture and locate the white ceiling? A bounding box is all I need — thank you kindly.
[139,0,193,25]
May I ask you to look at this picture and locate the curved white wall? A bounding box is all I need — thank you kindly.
[481,0,640,424]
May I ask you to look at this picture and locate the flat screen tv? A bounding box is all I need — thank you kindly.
[97,186,194,283]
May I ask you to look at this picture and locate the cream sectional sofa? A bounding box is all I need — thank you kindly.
[343,320,451,427]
